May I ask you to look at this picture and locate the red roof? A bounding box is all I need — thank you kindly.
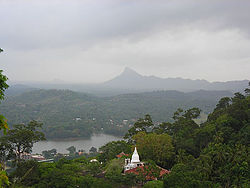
[159,167,170,177]
[116,152,129,158]
[125,165,170,180]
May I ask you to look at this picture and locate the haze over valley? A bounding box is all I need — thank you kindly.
[8,67,249,97]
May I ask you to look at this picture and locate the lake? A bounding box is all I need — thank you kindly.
[32,134,123,154]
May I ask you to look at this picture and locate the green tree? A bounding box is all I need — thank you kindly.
[170,108,201,156]
[143,180,163,188]
[124,114,153,143]
[105,158,136,186]
[67,146,76,155]
[36,159,84,188]
[89,146,97,153]
[152,122,172,135]
[172,107,201,121]
[195,140,250,187]
[0,48,10,187]
[244,81,250,95]
[163,163,214,188]
[165,92,250,187]
[0,139,15,167]
[215,97,231,110]
[105,158,123,181]
[86,161,102,176]
[42,148,57,159]
[0,121,45,164]
[10,160,40,187]
[133,132,174,168]
[98,140,131,162]
[207,92,250,145]
[175,149,195,164]
[193,123,216,151]
[0,70,7,101]
[0,49,9,133]
[0,168,8,188]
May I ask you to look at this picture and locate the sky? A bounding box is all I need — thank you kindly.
[0,0,250,83]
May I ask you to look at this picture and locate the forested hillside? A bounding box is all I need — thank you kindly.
[0,89,232,139]
[2,87,249,188]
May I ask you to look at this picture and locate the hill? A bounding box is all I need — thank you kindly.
[0,89,233,139]
[4,84,37,96]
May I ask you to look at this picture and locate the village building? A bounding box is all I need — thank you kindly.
[116,152,129,158]
[31,155,46,161]
[20,153,45,161]
[90,159,98,163]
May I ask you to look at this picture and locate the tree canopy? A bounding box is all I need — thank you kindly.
[133,132,174,169]
[98,140,131,162]
[163,86,250,187]
[0,48,10,188]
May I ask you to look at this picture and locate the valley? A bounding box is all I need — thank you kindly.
[0,88,233,139]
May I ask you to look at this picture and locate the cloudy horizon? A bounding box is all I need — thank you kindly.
[1,0,250,84]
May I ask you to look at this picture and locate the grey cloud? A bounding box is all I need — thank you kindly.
[1,0,250,51]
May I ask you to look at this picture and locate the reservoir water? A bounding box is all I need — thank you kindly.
[32,134,123,154]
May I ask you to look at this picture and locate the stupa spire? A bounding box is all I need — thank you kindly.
[131,147,140,163]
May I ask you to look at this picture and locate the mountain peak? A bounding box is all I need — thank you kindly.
[121,67,141,76]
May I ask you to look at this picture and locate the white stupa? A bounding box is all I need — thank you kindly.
[131,147,140,163]
[124,147,144,172]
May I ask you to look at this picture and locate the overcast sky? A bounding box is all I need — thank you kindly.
[0,0,250,83]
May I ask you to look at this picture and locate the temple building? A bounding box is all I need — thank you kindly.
[124,147,144,172]
[124,147,170,180]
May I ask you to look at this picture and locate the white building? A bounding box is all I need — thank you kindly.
[124,147,144,172]
[20,153,45,161]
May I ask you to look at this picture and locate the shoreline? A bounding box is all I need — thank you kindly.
[32,133,123,154]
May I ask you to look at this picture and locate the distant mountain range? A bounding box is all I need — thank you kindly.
[7,67,249,96]
[102,67,249,92]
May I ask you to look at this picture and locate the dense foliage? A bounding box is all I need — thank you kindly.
[0,49,9,133]
[0,48,10,187]
[0,89,232,139]
[98,140,131,162]
[9,157,113,188]
[133,132,174,169]
[162,90,250,187]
